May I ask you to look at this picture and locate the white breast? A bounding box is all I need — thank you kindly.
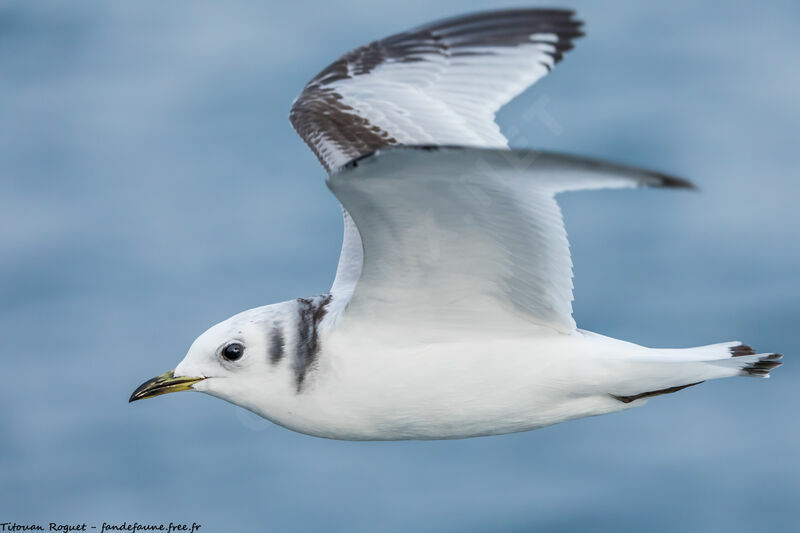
[256,328,633,440]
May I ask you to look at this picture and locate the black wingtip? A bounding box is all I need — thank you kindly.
[730,344,757,357]
[659,173,697,191]
[741,353,783,377]
[612,381,704,404]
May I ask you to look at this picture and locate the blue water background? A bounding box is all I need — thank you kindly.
[1,1,798,531]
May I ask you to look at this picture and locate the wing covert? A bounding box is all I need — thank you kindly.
[328,147,692,334]
[290,9,584,173]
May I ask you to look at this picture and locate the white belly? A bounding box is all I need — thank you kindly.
[258,330,636,440]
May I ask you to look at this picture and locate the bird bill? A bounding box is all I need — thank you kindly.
[129,370,204,402]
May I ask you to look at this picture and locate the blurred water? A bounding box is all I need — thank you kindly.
[1,1,798,531]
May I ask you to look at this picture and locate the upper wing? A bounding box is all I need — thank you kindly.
[328,147,692,334]
[290,9,584,173]
[290,9,584,299]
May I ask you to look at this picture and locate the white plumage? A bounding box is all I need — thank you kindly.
[130,9,781,440]
[330,147,690,334]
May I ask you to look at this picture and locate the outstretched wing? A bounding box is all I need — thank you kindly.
[290,9,584,300]
[328,147,692,334]
[290,9,583,173]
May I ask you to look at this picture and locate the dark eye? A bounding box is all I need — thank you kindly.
[221,342,244,361]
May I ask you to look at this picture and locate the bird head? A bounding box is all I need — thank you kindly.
[129,303,296,413]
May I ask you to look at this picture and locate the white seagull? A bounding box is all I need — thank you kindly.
[130,9,781,440]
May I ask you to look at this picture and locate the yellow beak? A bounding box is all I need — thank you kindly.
[129,370,205,403]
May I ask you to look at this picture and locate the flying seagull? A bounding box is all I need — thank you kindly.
[130,9,781,440]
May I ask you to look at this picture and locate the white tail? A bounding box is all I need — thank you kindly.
[607,341,782,404]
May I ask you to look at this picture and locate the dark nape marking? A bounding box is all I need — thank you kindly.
[293,294,333,392]
[742,353,783,377]
[730,344,756,357]
[269,323,285,365]
[612,381,704,404]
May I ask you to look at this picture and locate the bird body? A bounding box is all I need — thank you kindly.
[130,8,781,440]
[180,296,772,441]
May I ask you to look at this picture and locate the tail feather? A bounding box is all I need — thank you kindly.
[707,343,783,379]
[607,341,783,404]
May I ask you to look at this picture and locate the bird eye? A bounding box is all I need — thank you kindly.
[221,342,245,362]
